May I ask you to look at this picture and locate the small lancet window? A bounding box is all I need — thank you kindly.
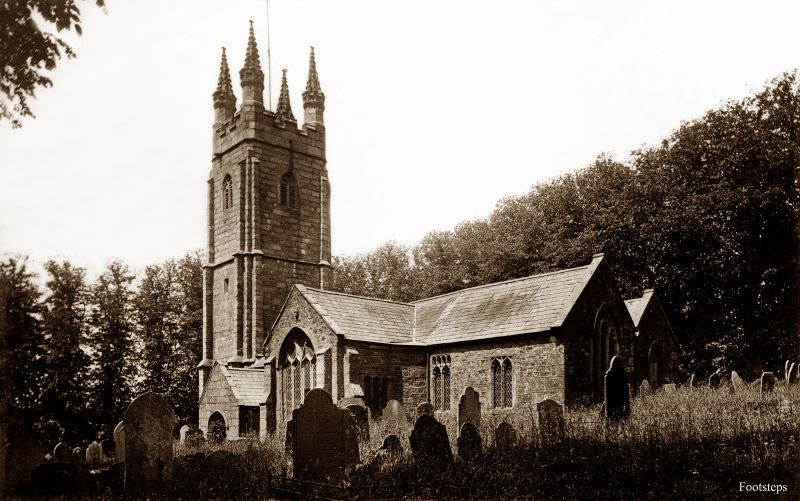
[223,174,233,210]
[280,172,298,209]
[492,356,513,408]
[431,355,452,411]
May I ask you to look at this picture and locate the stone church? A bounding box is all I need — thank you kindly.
[197,24,679,439]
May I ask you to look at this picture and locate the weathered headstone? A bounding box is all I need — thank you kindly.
[537,399,565,442]
[53,442,71,462]
[124,391,176,495]
[457,422,482,461]
[382,400,407,427]
[86,441,102,467]
[458,386,481,430]
[346,404,370,441]
[71,447,82,466]
[731,371,744,391]
[638,380,652,396]
[380,434,403,455]
[289,389,359,481]
[662,383,676,393]
[760,372,776,393]
[179,425,190,444]
[603,356,630,421]
[708,372,721,389]
[494,421,517,449]
[113,421,125,462]
[786,363,796,385]
[410,414,452,465]
[417,402,433,416]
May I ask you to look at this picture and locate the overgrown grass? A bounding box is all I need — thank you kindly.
[170,383,800,499]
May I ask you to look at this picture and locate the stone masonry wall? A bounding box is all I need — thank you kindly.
[199,365,240,437]
[634,300,679,388]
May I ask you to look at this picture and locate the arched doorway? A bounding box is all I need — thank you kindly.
[591,305,619,401]
[208,411,226,443]
[278,328,316,422]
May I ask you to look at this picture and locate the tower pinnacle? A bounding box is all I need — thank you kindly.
[213,47,236,124]
[276,69,295,121]
[303,46,325,127]
[239,20,264,107]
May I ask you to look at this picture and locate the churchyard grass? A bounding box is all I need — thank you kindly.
[169,382,799,499]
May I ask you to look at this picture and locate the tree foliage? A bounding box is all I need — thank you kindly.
[0,0,104,127]
[332,72,800,379]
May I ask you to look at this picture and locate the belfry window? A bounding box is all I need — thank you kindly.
[492,356,513,408]
[431,355,452,411]
[280,173,298,209]
[223,174,233,210]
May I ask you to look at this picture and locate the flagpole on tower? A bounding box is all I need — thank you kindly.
[266,0,273,111]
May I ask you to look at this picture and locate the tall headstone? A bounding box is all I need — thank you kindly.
[178,425,190,444]
[289,389,359,481]
[458,387,481,430]
[382,400,407,427]
[53,442,71,462]
[688,374,696,389]
[86,441,102,467]
[708,372,721,389]
[786,363,796,385]
[410,414,452,466]
[113,421,125,462]
[417,402,433,416]
[494,421,517,450]
[346,404,369,441]
[760,372,776,393]
[537,399,565,442]
[124,392,176,495]
[456,422,482,462]
[731,371,744,391]
[785,360,790,380]
[603,356,630,421]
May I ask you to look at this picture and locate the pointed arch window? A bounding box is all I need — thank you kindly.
[431,355,451,411]
[280,172,298,209]
[492,356,513,408]
[223,174,233,210]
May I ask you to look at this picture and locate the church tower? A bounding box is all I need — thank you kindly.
[198,22,332,406]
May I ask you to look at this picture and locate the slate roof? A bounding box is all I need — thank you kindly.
[624,289,654,327]
[220,365,265,406]
[292,254,605,346]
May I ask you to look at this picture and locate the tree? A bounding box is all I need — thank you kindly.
[1,0,105,127]
[40,260,91,445]
[87,260,135,438]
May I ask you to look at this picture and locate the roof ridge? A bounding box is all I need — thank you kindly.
[411,265,590,304]
[303,286,413,306]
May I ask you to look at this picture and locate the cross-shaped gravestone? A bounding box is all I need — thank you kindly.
[458,387,481,430]
[603,356,630,421]
[124,392,176,495]
[289,388,359,481]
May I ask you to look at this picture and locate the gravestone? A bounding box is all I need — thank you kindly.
[113,421,125,462]
[383,400,407,427]
[708,372,721,389]
[688,374,696,389]
[537,399,565,442]
[200,450,245,494]
[458,387,481,430]
[289,389,359,481]
[179,425,190,444]
[185,427,205,448]
[417,402,433,416]
[410,414,453,465]
[71,447,82,466]
[2,436,44,493]
[785,360,790,380]
[760,372,776,393]
[638,380,652,396]
[457,422,482,462]
[786,363,796,385]
[662,383,676,393]
[731,371,744,391]
[494,421,517,449]
[86,441,102,467]
[603,356,630,421]
[124,391,176,495]
[53,442,71,462]
[346,404,370,441]
[380,434,403,455]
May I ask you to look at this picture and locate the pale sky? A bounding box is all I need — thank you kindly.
[2,0,799,277]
